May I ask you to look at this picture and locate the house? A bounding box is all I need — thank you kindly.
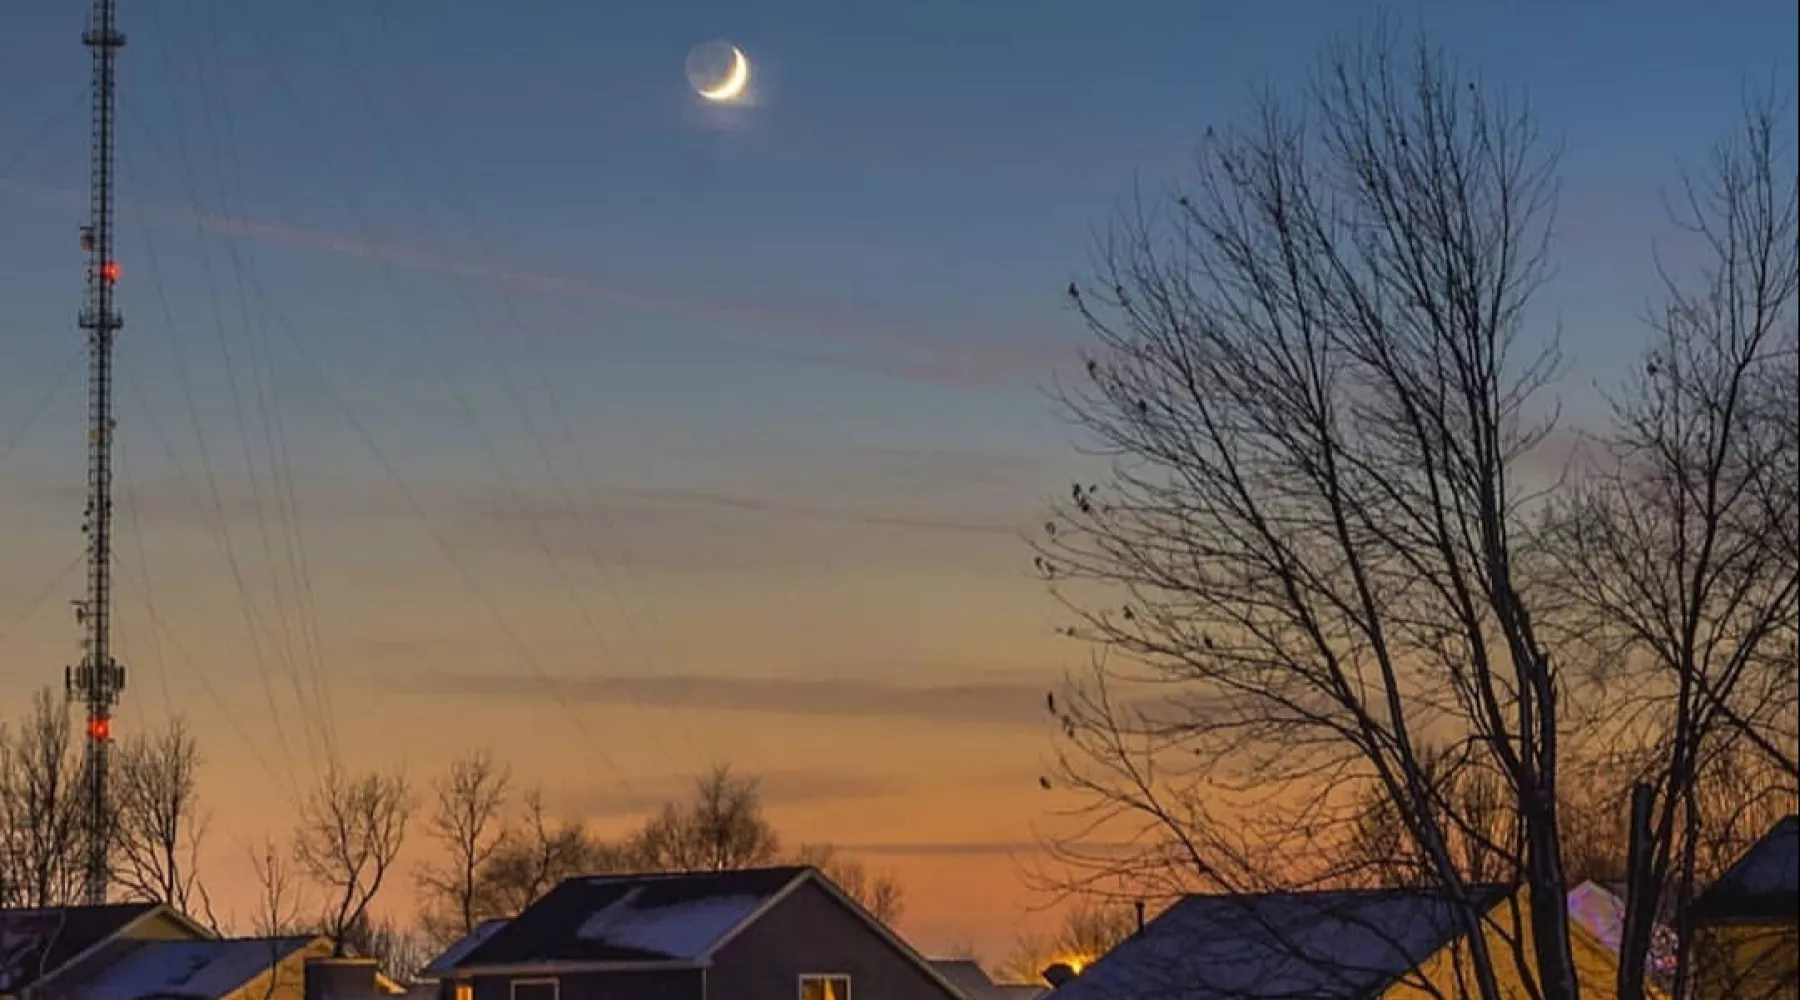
[1689,815,1798,1000]
[0,902,404,1000]
[1043,885,1629,1000]
[0,901,210,998]
[426,866,972,1000]
[929,959,1048,1000]
[42,934,327,1000]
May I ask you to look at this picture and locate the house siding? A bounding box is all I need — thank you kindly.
[1383,889,1627,1000]
[462,968,702,1000]
[712,880,959,1000]
[1692,922,1799,1000]
[234,938,336,1000]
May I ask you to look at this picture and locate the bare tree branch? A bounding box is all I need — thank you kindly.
[293,763,414,956]
[472,786,620,918]
[416,751,510,949]
[1541,87,1798,1000]
[629,765,781,872]
[110,717,207,911]
[1036,27,1578,999]
[0,690,90,907]
[791,843,907,924]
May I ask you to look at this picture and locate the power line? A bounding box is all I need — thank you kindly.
[0,349,81,469]
[0,554,83,644]
[0,86,87,181]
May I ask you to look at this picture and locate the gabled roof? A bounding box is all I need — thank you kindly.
[1045,885,1512,1000]
[75,935,322,1000]
[455,867,811,968]
[0,902,161,993]
[1692,815,1799,925]
[419,918,510,979]
[449,866,973,999]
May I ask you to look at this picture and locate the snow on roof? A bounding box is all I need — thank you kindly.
[420,918,510,979]
[0,915,58,993]
[1567,881,1627,953]
[574,886,764,959]
[1047,886,1511,1000]
[456,867,809,968]
[76,936,318,1000]
[1568,880,1679,980]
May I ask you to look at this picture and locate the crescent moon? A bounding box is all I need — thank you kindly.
[700,46,749,102]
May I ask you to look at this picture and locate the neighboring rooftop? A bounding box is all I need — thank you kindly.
[419,917,509,979]
[454,867,810,968]
[1692,815,1800,925]
[76,935,319,1000]
[1045,885,1512,1000]
[931,958,1048,999]
[0,902,158,993]
[1567,880,1679,979]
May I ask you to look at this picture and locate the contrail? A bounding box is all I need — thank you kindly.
[1,177,1075,386]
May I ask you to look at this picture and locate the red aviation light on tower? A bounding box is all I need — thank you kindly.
[87,716,111,742]
[100,260,121,283]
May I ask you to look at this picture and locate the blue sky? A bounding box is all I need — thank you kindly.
[2,0,1795,952]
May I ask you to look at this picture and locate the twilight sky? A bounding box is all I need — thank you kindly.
[2,0,1795,956]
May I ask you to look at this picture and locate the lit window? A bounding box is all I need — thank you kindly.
[511,978,558,1000]
[454,984,473,1000]
[800,974,852,1000]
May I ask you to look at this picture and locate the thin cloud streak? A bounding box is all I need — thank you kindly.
[565,769,911,821]
[1,178,1074,386]
[390,671,1059,730]
[832,840,1136,858]
[605,486,1020,537]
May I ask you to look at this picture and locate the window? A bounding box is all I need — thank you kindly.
[511,978,559,1000]
[800,974,852,1000]
[453,984,473,1000]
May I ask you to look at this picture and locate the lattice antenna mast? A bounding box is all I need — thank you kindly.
[68,0,127,905]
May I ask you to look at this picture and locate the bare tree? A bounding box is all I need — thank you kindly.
[110,717,207,911]
[994,901,1138,985]
[630,765,781,872]
[245,839,310,1000]
[1341,748,1519,889]
[1544,90,1798,1000]
[1037,27,1578,1000]
[0,690,89,906]
[472,787,620,917]
[791,843,906,924]
[343,912,431,983]
[293,764,414,956]
[250,837,309,937]
[416,751,510,948]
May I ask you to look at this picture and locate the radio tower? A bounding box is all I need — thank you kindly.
[68,0,127,905]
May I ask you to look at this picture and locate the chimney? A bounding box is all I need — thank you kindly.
[305,956,381,1000]
[1042,962,1078,987]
